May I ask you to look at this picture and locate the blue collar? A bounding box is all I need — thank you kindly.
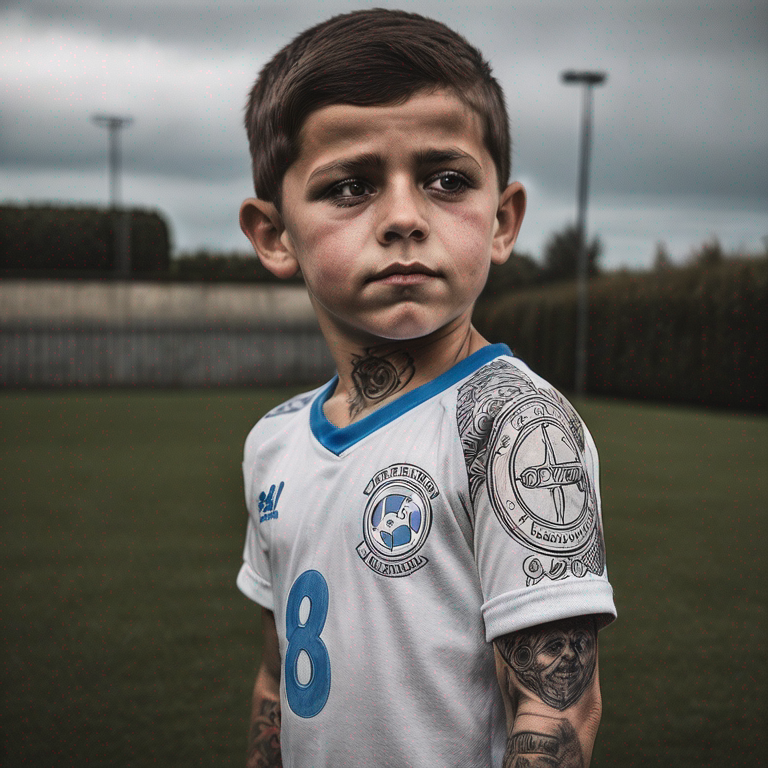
[309,343,511,455]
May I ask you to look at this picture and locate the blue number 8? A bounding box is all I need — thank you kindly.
[285,570,331,718]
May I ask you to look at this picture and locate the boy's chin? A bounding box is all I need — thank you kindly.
[354,309,472,346]
[318,298,476,348]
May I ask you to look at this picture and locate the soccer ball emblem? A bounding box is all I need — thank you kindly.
[364,483,431,560]
[358,465,437,577]
[371,493,423,551]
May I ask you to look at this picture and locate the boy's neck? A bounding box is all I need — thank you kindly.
[321,318,490,428]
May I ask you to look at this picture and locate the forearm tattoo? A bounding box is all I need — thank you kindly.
[503,719,584,768]
[348,345,415,418]
[496,616,597,711]
[247,699,282,768]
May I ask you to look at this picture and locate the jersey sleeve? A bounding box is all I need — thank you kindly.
[456,358,617,642]
[236,425,275,611]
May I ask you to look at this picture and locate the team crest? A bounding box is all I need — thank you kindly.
[487,393,605,585]
[356,463,437,578]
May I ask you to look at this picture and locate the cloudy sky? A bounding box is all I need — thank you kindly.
[1,0,766,269]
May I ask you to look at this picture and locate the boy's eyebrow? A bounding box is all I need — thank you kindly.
[307,148,482,184]
[414,148,482,169]
[308,153,384,184]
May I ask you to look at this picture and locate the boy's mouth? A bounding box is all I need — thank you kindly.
[368,263,440,285]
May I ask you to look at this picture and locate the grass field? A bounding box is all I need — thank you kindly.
[1,388,766,766]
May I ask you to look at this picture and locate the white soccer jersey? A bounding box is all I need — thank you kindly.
[237,344,616,768]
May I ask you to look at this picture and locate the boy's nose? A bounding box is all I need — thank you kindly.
[376,183,430,244]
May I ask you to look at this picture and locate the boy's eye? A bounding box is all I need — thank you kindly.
[426,172,470,194]
[329,179,372,201]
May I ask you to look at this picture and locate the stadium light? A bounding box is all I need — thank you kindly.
[560,70,607,397]
[92,114,134,277]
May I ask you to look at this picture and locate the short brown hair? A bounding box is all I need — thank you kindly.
[244,8,511,207]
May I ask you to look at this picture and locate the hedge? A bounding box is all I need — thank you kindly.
[0,204,170,276]
[168,251,304,283]
[475,258,767,411]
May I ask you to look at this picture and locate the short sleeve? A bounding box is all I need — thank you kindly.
[236,438,274,610]
[236,518,274,610]
[456,358,617,641]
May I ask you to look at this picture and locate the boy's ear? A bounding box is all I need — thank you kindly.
[491,181,527,265]
[239,198,300,279]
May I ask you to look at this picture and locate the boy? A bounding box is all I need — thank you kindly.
[236,9,616,768]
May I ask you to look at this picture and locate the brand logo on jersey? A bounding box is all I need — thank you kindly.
[356,464,438,578]
[264,393,315,419]
[487,394,605,585]
[258,481,283,522]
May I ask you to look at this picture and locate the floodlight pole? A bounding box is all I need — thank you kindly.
[561,70,606,398]
[92,114,134,277]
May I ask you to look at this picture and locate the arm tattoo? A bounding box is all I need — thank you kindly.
[496,616,597,711]
[247,699,282,768]
[348,345,415,418]
[503,719,584,768]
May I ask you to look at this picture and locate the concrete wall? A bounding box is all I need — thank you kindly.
[0,281,335,387]
[0,280,317,324]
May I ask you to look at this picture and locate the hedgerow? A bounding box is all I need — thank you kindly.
[475,257,767,410]
[0,204,170,276]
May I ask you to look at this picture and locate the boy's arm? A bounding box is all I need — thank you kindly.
[493,615,602,768]
[247,607,282,768]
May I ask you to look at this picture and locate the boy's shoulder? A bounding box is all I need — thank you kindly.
[455,352,590,507]
[262,387,323,420]
[455,352,560,424]
[244,384,327,459]
[455,351,585,441]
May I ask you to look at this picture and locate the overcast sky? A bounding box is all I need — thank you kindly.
[2,0,766,269]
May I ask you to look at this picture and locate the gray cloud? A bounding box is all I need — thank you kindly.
[2,0,299,50]
[1,0,766,265]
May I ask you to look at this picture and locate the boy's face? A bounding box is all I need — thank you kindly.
[244,89,525,345]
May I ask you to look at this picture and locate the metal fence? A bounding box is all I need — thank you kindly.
[0,281,335,388]
[0,321,334,388]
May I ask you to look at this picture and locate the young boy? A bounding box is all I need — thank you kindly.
[236,9,616,768]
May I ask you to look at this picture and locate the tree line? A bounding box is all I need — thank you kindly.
[2,204,762,286]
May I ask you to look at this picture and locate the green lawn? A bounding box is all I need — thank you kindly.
[1,389,766,766]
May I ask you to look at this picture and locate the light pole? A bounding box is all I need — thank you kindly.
[560,70,606,397]
[92,114,133,277]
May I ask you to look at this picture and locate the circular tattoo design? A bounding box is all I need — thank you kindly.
[348,347,415,417]
[353,357,401,401]
[513,645,533,669]
[487,395,599,558]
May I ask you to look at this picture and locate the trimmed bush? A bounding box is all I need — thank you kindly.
[168,251,304,283]
[0,204,170,276]
[475,258,767,411]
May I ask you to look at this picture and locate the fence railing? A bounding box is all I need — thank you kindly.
[0,281,335,388]
[0,321,334,388]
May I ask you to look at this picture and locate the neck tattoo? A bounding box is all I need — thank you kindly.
[348,345,415,419]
